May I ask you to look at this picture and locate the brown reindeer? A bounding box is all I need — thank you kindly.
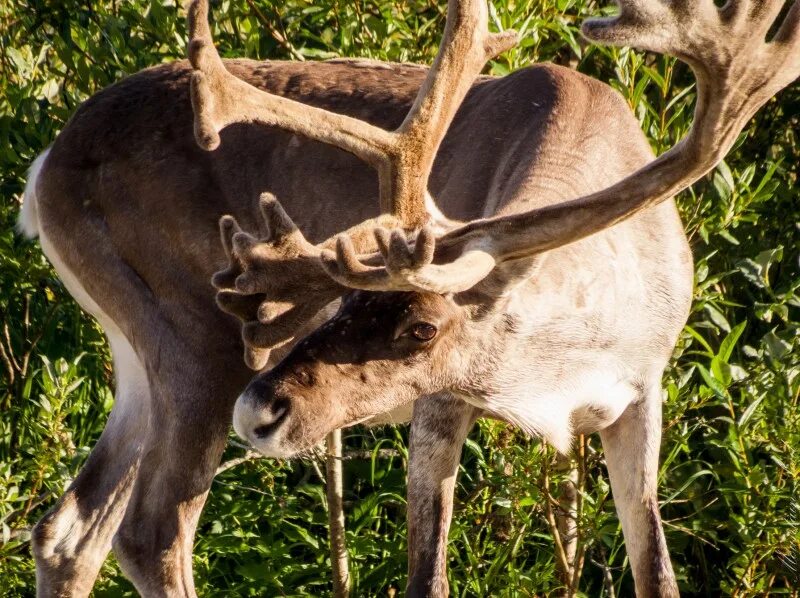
[200,0,800,595]
[19,0,799,595]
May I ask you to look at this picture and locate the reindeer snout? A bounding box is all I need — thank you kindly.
[233,377,293,457]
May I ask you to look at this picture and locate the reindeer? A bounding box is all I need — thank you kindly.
[197,0,800,595]
[19,0,798,595]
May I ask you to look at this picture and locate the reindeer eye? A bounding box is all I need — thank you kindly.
[295,369,314,386]
[410,322,437,342]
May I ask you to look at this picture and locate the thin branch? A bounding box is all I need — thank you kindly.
[542,451,572,583]
[591,549,617,598]
[569,435,588,594]
[454,478,493,512]
[309,456,326,485]
[3,322,20,372]
[0,337,15,385]
[325,429,350,597]
[243,0,305,61]
[215,450,262,475]
[661,519,717,547]
[0,489,55,532]
[555,451,579,596]
[20,302,59,378]
[221,441,400,464]
[227,439,252,451]
[339,448,400,461]
[212,477,273,497]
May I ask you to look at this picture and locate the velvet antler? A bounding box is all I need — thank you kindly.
[188,0,518,368]
[321,0,800,294]
[212,195,398,369]
[187,0,516,225]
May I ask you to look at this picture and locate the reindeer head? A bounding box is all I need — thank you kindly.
[187,0,800,457]
[235,290,476,457]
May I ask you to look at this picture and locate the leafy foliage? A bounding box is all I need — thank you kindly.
[1,0,798,596]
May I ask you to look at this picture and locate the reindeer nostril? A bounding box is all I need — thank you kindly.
[252,398,290,440]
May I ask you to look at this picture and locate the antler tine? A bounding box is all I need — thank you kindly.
[577,0,685,51]
[187,2,394,168]
[210,215,243,289]
[317,236,394,291]
[318,225,496,294]
[259,193,298,240]
[234,197,317,296]
[316,0,799,296]
[211,192,341,369]
[188,0,517,227]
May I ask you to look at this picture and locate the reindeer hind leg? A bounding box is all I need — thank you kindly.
[110,328,245,598]
[32,326,150,597]
[30,175,151,597]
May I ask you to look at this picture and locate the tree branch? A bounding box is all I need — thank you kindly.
[326,429,350,597]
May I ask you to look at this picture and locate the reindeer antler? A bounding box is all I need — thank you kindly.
[321,0,800,294]
[188,0,517,225]
[320,226,496,294]
[213,195,398,369]
[189,0,518,368]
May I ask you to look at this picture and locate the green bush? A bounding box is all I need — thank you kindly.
[1,1,798,596]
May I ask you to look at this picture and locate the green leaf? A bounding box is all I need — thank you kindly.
[738,396,765,428]
[718,322,746,363]
[762,330,792,360]
[696,363,730,399]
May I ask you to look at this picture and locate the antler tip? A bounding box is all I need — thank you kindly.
[259,191,278,205]
[485,30,520,57]
[334,234,357,258]
[373,227,392,258]
[244,345,271,371]
[219,214,240,233]
[186,0,212,51]
[196,131,221,151]
[189,73,222,150]
[318,249,339,276]
[580,17,621,44]
[211,269,236,290]
[231,231,258,256]
[414,225,436,266]
[258,193,298,238]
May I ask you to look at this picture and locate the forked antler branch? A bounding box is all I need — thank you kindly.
[324,0,800,293]
[187,0,516,225]
[320,225,497,294]
[212,195,398,369]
